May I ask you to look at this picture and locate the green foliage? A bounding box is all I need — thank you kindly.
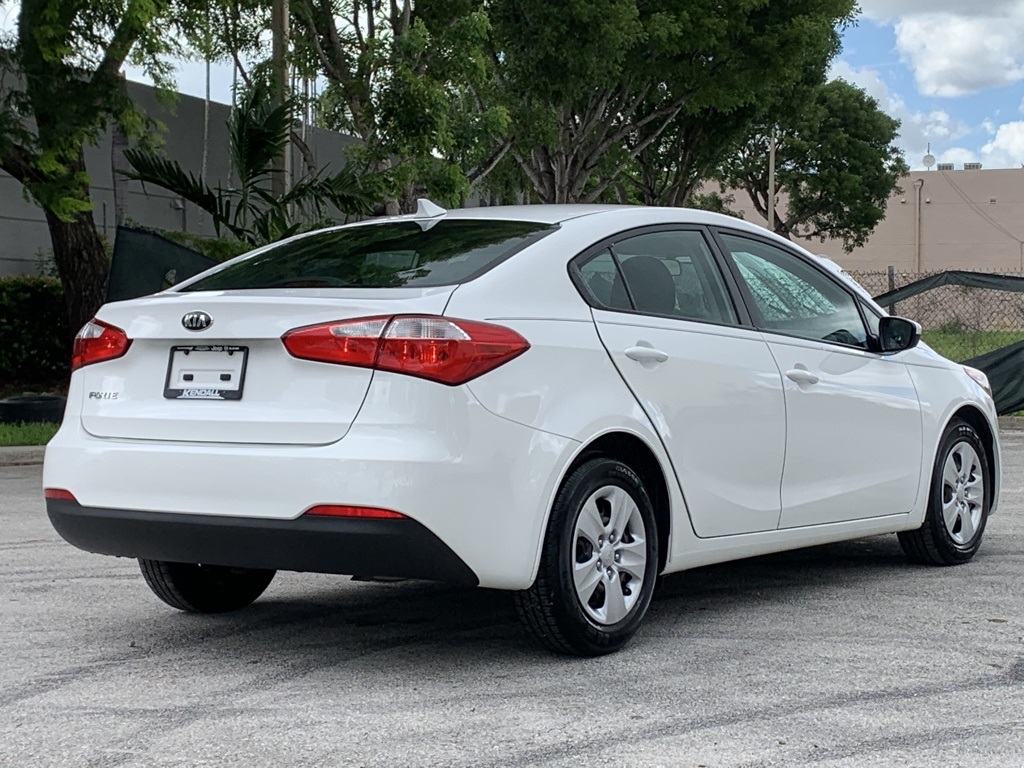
[719,78,909,251]
[922,330,1024,364]
[688,190,744,218]
[0,422,61,447]
[1,0,183,219]
[122,83,376,245]
[152,230,251,263]
[0,1,193,331]
[298,1,511,210]
[483,0,857,203]
[0,277,70,383]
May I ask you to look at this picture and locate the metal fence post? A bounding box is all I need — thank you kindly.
[887,265,897,315]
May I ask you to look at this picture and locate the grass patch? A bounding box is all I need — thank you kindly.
[920,329,1024,362]
[0,421,60,446]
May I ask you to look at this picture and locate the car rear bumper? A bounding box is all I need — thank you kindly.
[44,374,581,589]
[46,497,478,585]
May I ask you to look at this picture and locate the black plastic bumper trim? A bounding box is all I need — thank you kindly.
[46,499,478,586]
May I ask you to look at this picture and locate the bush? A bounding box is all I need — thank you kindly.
[0,277,70,384]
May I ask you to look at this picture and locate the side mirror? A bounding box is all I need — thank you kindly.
[878,316,921,353]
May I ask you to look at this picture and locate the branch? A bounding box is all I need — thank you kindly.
[0,144,42,186]
[91,1,146,87]
[467,139,512,185]
[512,150,548,201]
[293,2,346,83]
[290,130,318,177]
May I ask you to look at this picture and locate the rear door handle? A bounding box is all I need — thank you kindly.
[625,346,669,364]
[785,368,820,385]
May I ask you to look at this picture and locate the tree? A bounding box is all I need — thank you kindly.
[487,0,857,204]
[0,0,182,332]
[122,84,374,246]
[719,79,909,251]
[293,0,510,212]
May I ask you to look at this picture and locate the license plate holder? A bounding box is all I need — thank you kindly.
[164,345,249,400]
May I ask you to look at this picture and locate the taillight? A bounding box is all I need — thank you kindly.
[282,315,529,385]
[72,319,131,371]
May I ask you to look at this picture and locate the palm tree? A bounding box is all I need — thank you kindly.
[122,83,375,246]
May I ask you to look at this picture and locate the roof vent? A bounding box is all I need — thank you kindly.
[937,163,954,171]
[964,162,982,171]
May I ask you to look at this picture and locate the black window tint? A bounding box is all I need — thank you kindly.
[181,220,556,291]
[720,234,868,348]
[611,231,737,324]
[578,249,631,310]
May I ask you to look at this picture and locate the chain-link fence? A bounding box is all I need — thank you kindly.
[847,269,1024,363]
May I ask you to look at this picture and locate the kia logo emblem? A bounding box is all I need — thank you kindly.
[182,311,213,331]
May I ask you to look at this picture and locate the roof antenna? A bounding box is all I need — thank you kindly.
[415,199,447,218]
[413,198,447,231]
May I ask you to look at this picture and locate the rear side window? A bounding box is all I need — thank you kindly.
[576,229,737,325]
[181,220,556,291]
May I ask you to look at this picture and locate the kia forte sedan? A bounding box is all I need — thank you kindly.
[44,203,1000,656]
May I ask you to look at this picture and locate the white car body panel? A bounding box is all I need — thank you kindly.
[43,204,1002,593]
[764,334,924,528]
[591,312,787,537]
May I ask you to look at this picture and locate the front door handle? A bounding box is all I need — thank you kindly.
[625,346,669,364]
[785,368,820,385]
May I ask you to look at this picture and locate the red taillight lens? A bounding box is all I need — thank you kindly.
[44,488,77,501]
[72,319,131,371]
[282,315,529,385]
[304,504,407,519]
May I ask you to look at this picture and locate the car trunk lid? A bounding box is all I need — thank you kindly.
[78,288,455,445]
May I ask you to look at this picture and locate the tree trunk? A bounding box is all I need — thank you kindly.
[44,205,109,335]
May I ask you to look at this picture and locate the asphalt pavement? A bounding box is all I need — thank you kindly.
[2,437,1023,767]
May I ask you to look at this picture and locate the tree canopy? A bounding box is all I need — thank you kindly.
[0,0,906,333]
[718,78,909,251]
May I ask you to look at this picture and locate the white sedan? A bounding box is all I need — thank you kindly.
[44,203,1000,656]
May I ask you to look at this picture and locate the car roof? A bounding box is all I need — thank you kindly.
[387,202,767,230]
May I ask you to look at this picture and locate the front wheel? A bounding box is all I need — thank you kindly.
[139,559,276,613]
[515,458,659,656]
[898,419,990,566]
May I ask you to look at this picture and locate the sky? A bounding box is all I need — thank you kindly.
[3,1,1024,171]
[833,0,1024,170]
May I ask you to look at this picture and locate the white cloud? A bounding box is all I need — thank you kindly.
[980,122,1024,167]
[894,10,1024,97]
[829,60,971,166]
[858,0,1021,22]
[936,147,979,168]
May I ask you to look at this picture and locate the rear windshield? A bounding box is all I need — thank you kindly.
[180,219,556,291]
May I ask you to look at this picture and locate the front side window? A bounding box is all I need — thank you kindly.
[719,233,868,348]
[181,220,556,291]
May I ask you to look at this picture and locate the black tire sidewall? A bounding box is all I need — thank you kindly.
[927,421,990,561]
[546,458,659,654]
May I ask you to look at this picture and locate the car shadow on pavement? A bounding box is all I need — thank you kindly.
[120,534,913,663]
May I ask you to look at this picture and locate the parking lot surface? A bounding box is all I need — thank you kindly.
[2,436,1024,767]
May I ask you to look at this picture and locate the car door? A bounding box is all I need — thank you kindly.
[575,227,787,538]
[715,231,923,529]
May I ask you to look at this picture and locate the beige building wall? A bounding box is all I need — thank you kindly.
[727,168,1024,274]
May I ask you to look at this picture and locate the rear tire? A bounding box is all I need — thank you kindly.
[139,559,276,613]
[898,419,990,566]
[515,458,659,656]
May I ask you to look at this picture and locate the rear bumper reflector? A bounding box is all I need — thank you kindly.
[303,504,407,519]
[46,498,477,585]
[44,489,78,501]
